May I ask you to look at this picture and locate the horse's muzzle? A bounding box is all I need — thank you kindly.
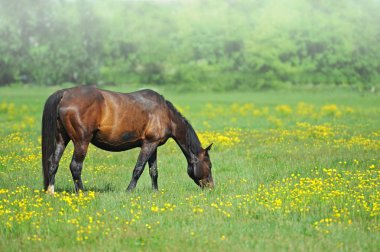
[199,178,214,189]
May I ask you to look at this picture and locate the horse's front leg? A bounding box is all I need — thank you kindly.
[148,149,158,191]
[127,142,158,191]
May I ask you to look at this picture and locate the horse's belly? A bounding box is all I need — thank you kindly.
[91,133,142,152]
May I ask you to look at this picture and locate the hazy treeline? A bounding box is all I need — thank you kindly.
[0,0,379,90]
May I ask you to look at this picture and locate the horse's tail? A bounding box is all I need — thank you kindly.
[42,90,64,191]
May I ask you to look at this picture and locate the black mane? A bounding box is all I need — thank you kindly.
[165,100,202,155]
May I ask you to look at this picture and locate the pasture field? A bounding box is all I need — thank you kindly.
[0,86,379,251]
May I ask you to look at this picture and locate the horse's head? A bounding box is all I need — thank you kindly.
[188,144,214,189]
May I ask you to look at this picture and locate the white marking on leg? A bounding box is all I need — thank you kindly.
[46,185,55,195]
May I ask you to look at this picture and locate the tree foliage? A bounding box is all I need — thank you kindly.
[0,0,379,90]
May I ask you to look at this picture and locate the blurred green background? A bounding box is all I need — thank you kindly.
[0,0,379,91]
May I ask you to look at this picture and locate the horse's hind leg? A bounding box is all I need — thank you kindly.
[70,142,89,193]
[148,149,158,191]
[47,130,69,195]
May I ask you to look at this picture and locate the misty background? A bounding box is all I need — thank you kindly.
[0,0,379,91]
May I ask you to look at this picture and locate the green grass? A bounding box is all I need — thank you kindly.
[0,86,379,251]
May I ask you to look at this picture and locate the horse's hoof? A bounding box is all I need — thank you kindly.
[46,186,55,196]
[126,187,135,192]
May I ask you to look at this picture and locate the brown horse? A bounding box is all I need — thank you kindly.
[42,86,213,194]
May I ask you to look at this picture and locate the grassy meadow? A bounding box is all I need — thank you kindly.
[0,86,379,251]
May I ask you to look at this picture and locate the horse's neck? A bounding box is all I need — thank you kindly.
[171,115,201,162]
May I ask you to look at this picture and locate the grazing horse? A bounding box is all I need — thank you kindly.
[42,86,213,194]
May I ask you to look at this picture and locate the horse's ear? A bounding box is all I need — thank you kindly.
[205,143,213,154]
